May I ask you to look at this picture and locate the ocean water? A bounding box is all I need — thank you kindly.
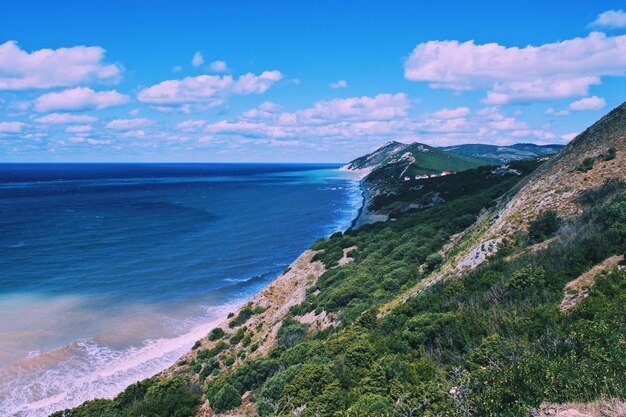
[0,163,362,417]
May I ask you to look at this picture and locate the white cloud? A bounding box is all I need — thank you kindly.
[0,41,121,90]
[590,9,626,29]
[192,51,204,68]
[65,124,93,133]
[105,118,153,130]
[136,71,283,109]
[488,117,528,130]
[545,108,571,117]
[34,113,98,124]
[509,129,555,140]
[404,32,626,104]
[200,95,561,147]
[561,132,579,141]
[242,101,282,119]
[176,119,206,131]
[198,135,216,143]
[568,96,607,111]
[120,130,146,138]
[545,96,607,117]
[86,138,111,145]
[431,107,470,119]
[172,65,183,72]
[210,60,228,72]
[0,121,23,133]
[329,80,347,89]
[34,87,130,112]
[297,93,410,121]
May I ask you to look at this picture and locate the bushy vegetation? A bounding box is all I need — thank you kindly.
[369,159,541,213]
[57,159,625,417]
[603,147,617,161]
[208,327,226,341]
[527,210,561,243]
[577,157,595,172]
[229,303,266,328]
[50,378,201,417]
[199,179,625,416]
[365,143,488,184]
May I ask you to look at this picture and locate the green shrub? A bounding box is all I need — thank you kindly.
[276,317,309,347]
[209,341,229,357]
[210,383,241,413]
[208,327,226,341]
[50,399,118,417]
[257,365,303,416]
[527,210,561,243]
[242,333,252,347]
[230,328,246,345]
[348,394,392,416]
[128,378,201,417]
[577,157,595,172]
[199,358,220,381]
[229,304,265,328]
[424,252,444,271]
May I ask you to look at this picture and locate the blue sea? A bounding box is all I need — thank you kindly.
[0,163,361,417]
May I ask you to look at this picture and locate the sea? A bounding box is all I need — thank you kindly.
[0,163,362,417]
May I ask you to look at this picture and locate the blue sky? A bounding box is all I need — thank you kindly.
[1,1,626,162]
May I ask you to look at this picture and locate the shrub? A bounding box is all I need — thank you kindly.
[210,383,241,413]
[129,378,201,417]
[424,253,444,272]
[527,210,561,243]
[257,365,303,416]
[230,328,246,345]
[208,327,226,341]
[209,341,229,357]
[199,358,220,381]
[50,399,117,417]
[348,394,392,416]
[505,265,545,292]
[276,318,309,347]
[577,157,595,172]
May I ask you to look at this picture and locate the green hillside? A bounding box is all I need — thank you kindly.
[366,143,488,184]
[53,104,626,417]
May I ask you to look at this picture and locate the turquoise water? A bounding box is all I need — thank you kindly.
[0,163,361,417]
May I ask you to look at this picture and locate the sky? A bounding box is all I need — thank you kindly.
[1,1,626,162]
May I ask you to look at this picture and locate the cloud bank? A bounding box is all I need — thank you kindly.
[404,32,626,104]
[0,41,121,90]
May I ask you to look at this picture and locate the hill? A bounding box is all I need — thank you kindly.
[440,143,564,163]
[53,105,626,417]
[342,141,489,175]
[342,141,492,227]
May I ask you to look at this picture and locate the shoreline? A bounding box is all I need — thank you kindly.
[19,167,365,417]
[165,170,365,372]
